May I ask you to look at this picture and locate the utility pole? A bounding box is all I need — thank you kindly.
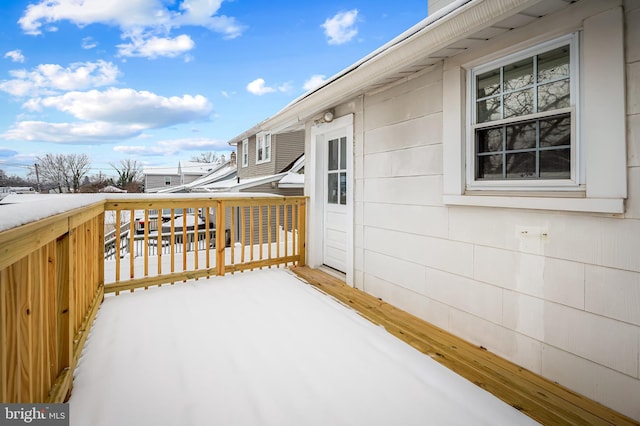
[34,163,41,193]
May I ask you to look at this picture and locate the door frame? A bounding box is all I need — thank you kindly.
[308,114,354,286]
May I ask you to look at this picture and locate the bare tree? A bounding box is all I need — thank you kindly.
[111,159,143,191]
[35,153,90,193]
[190,152,220,164]
[67,153,91,192]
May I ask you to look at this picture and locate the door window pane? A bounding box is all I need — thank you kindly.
[327,173,338,204]
[339,172,347,205]
[328,139,339,171]
[339,137,347,169]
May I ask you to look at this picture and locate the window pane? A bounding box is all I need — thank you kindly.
[339,172,347,205]
[477,127,503,153]
[477,97,501,123]
[538,46,570,82]
[327,173,338,204]
[477,154,503,180]
[476,69,500,98]
[540,115,571,147]
[328,139,338,171]
[503,89,533,119]
[538,80,570,112]
[504,58,533,91]
[506,122,536,150]
[339,137,347,169]
[506,152,536,179]
[540,149,570,179]
[257,147,263,161]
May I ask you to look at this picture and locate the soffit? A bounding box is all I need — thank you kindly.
[363,0,576,92]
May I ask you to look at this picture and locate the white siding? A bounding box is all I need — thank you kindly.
[347,2,640,420]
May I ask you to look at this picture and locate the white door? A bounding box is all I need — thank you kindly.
[323,132,348,272]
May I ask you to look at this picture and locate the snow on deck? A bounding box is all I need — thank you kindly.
[70,269,538,426]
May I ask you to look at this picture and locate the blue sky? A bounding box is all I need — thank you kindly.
[0,0,427,178]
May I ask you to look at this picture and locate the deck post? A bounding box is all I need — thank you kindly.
[297,199,306,267]
[216,200,225,276]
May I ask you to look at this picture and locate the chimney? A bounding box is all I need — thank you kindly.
[230,151,237,167]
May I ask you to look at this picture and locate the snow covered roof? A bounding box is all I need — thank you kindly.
[156,161,237,194]
[99,185,127,193]
[278,172,304,188]
[142,165,179,176]
[196,173,287,192]
[179,160,218,175]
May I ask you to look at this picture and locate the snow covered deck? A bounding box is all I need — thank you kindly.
[69,268,537,426]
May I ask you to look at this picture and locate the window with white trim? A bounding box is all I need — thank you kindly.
[256,132,271,164]
[468,34,578,190]
[241,139,249,167]
[164,176,171,186]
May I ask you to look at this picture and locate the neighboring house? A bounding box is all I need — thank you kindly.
[156,154,238,194]
[199,153,304,195]
[219,129,305,196]
[229,0,639,421]
[144,160,219,193]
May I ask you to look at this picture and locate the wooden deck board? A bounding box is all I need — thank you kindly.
[290,266,638,426]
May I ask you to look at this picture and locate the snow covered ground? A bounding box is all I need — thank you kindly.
[70,269,538,426]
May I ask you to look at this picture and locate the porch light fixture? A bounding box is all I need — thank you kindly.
[314,109,335,125]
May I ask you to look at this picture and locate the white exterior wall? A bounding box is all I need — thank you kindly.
[349,1,640,420]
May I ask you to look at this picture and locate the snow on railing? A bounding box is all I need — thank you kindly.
[0,193,306,403]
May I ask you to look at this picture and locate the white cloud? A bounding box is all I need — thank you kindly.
[246,78,292,96]
[0,60,119,97]
[2,121,144,143]
[18,0,245,56]
[322,10,358,45]
[2,88,213,144]
[24,88,212,127]
[4,50,26,63]
[303,74,327,91]
[246,78,275,96]
[117,33,195,58]
[81,37,98,49]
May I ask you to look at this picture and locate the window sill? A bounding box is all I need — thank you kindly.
[255,159,271,165]
[443,195,624,214]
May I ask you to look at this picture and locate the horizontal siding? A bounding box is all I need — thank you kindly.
[351,4,640,420]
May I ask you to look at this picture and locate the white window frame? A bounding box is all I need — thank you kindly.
[442,7,626,214]
[255,132,271,164]
[241,139,249,168]
[466,33,580,192]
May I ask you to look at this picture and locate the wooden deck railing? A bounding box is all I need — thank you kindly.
[0,194,306,403]
[0,201,105,403]
[102,196,306,294]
